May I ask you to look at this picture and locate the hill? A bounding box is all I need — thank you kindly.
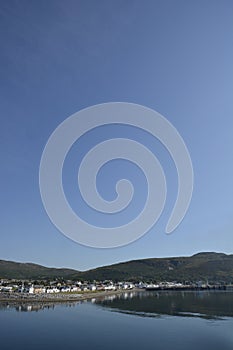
[1,252,233,283]
[0,260,77,280]
[79,252,233,283]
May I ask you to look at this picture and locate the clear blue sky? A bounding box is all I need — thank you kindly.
[0,0,233,270]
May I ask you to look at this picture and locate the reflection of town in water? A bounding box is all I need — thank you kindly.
[0,292,137,312]
[0,291,139,312]
[0,302,79,312]
[1,290,233,320]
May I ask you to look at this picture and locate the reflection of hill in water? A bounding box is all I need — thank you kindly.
[96,291,233,319]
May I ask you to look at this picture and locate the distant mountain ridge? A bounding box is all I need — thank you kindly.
[0,252,233,282]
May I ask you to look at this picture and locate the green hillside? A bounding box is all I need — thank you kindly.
[1,252,233,283]
[79,252,233,283]
[0,260,77,279]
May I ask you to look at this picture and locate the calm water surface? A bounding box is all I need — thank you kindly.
[0,291,233,350]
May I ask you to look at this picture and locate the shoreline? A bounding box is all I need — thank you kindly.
[1,287,232,304]
[0,288,141,304]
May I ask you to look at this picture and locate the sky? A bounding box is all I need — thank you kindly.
[0,0,233,270]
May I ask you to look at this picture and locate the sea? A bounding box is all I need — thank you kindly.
[0,290,233,350]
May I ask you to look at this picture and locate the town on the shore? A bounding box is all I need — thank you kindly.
[0,278,231,296]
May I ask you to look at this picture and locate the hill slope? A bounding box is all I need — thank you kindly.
[0,260,77,279]
[79,252,233,283]
[1,252,233,282]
